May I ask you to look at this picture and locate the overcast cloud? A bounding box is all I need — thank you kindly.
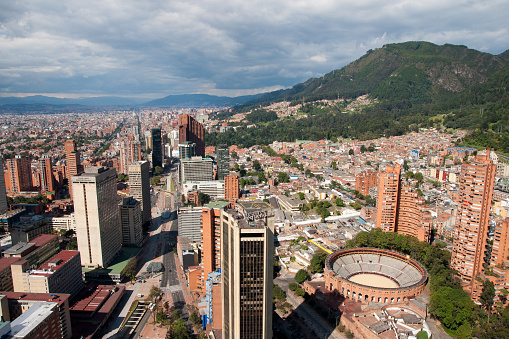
[0,0,508,98]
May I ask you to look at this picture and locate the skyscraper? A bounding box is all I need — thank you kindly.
[355,170,378,196]
[72,167,121,268]
[201,201,229,282]
[179,141,196,160]
[64,140,82,179]
[39,156,55,193]
[221,201,274,339]
[128,161,151,226]
[451,150,496,294]
[376,164,401,233]
[119,196,143,247]
[0,158,7,213]
[216,144,229,180]
[151,128,162,170]
[179,114,205,157]
[7,155,33,193]
[119,140,142,174]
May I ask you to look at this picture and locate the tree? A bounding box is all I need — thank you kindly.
[429,286,473,330]
[289,283,299,291]
[308,252,328,274]
[480,280,495,319]
[277,171,289,183]
[148,286,162,300]
[295,287,305,297]
[230,151,238,159]
[198,193,211,206]
[348,149,354,155]
[273,285,286,301]
[360,144,367,153]
[190,312,200,324]
[335,198,345,207]
[252,160,262,171]
[294,269,310,284]
[298,192,305,200]
[154,166,164,175]
[331,161,338,170]
[151,176,161,185]
[166,319,189,339]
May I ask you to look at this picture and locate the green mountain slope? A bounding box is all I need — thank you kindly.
[236,41,507,112]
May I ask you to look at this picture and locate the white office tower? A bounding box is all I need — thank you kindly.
[128,161,151,226]
[72,167,121,268]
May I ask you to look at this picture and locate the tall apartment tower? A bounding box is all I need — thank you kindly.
[119,140,142,174]
[201,201,229,283]
[221,202,274,339]
[224,174,240,203]
[39,156,55,193]
[0,158,7,213]
[216,144,230,180]
[7,155,33,193]
[64,140,82,179]
[179,114,205,157]
[119,196,143,247]
[179,141,196,160]
[151,128,162,170]
[72,167,121,268]
[375,164,401,232]
[451,150,496,294]
[128,161,151,226]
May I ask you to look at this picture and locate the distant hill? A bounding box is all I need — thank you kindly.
[141,93,264,108]
[235,41,509,111]
[0,95,146,107]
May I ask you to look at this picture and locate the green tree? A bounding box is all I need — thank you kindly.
[289,283,299,291]
[429,286,473,330]
[348,149,354,155]
[273,285,286,301]
[480,280,495,317]
[335,198,345,207]
[298,192,305,200]
[295,287,305,297]
[294,269,310,284]
[331,161,338,170]
[308,252,328,274]
[154,166,164,175]
[360,144,367,153]
[277,171,289,183]
[230,151,238,159]
[190,312,200,324]
[198,193,211,205]
[252,159,262,171]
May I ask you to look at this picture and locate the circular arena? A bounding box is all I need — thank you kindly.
[324,248,428,304]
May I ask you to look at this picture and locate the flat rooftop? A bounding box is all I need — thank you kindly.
[82,247,140,276]
[10,301,58,337]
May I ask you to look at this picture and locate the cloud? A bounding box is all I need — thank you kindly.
[0,0,508,97]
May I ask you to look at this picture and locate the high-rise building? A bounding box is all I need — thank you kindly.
[72,167,121,268]
[216,144,230,180]
[7,156,33,193]
[376,164,401,233]
[128,161,151,226]
[179,141,196,160]
[119,196,143,247]
[201,201,229,284]
[451,150,496,294]
[39,156,55,193]
[119,140,142,174]
[179,114,205,157]
[221,201,274,339]
[0,158,7,213]
[133,125,140,142]
[224,174,240,204]
[65,140,83,200]
[151,128,162,170]
[355,170,378,196]
[375,165,431,242]
[180,157,214,183]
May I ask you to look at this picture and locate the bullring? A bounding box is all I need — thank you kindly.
[324,248,427,304]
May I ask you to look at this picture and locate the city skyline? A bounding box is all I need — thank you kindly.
[1,1,508,98]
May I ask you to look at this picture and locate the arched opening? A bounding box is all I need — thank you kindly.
[384,297,388,303]
[365,295,369,302]
[347,290,350,297]
[391,297,394,303]
[397,297,400,303]
[358,293,362,301]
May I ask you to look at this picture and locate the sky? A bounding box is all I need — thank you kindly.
[1,0,508,99]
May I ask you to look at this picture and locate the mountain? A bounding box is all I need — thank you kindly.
[207,42,509,148]
[141,93,264,108]
[0,95,146,107]
[235,41,509,111]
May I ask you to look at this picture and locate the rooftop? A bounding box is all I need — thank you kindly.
[0,292,69,307]
[82,247,140,276]
[30,251,80,277]
[204,201,229,210]
[10,301,58,337]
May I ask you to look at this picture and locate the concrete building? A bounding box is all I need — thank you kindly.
[128,161,151,226]
[180,157,214,183]
[355,170,378,196]
[221,201,274,339]
[65,140,83,200]
[12,251,83,299]
[176,236,198,271]
[182,181,225,199]
[201,201,229,287]
[0,257,26,291]
[39,156,55,193]
[216,144,229,180]
[205,270,222,330]
[45,213,76,233]
[151,128,162,170]
[7,156,32,193]
[0,158,6,214]
[2,234,59,268]
[9,301,61,339]
[119,140,142,174]
[179,114,205,157]
[451,150,496,296]
[10,215,50,245]
[0,292,71,338]
[376,164,401,233]
[119,196,143,247]
[72,167,121,268]
[178,207,203,243]
[179,141,196,160]
[224,174,239,203]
